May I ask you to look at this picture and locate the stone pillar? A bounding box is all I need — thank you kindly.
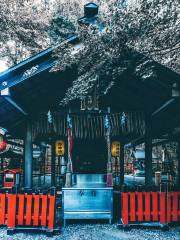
[120,143,124,186]
[24,120,33,189]
[145,113,153,186]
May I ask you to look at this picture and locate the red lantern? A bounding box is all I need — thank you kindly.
[0,135,7,152]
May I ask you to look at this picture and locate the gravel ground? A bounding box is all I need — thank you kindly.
[0,224,179,240]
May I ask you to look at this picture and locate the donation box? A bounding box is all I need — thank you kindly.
[4,169,22,188]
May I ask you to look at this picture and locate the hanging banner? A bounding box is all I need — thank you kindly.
[67,114,73,173]
[104,115,111,163]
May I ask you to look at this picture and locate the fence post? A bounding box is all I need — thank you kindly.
[172,192,179,222]
[7,194,17,234]
[137,192,143,222]
[130,192,136,222]
[25,193,33,225]
[0,193,6,225]
[144,192,151,221]
[121,192,129,225]
[33,194,40,226]
[160,192,166,224]
[151,192,158,221]
[41,194,48,227]
[17,194,25,225]
[47,194,56,231]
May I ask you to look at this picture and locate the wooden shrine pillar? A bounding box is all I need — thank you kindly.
[51,142,56,187]
[24,120,33,189]
[177,141,180,186]
[145,113,153,186]
[120,143,124,186]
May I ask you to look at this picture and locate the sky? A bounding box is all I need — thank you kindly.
[0,60,8,73]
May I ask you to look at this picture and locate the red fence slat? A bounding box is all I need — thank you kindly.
[130,192,136,222]
[41,194,48,227]
[7,194,16,229]
[33,194,40,226]
[121,192,129,225]
[25,194,32,225]
[151,192,158,222]
[172,192,178,222]
[0,194,6,225]
[47,195,55,230]
[167,192,171,223]
[137,192,143,222]
[144,192,151,221]
[159,192,166,224]
[17,194,25,225]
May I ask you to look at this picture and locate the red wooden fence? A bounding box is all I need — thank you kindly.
[0,192,56,232]
[121,191,180,225]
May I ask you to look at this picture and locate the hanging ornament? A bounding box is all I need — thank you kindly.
[65,114,73,187]
[104,114,111,168]
[67,114,73,172]
[120,112,126,126]
[104,115,110,129]
[104,114,113,187]
[47,110,52,124]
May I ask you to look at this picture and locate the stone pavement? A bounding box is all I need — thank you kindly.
[0,224,179,240]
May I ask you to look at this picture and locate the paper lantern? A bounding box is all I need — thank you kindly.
[111,141,120,157]
[55,140,65,156]
[0,135,7,152]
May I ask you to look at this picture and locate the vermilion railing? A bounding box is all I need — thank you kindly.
[121,191,180,225]
[0,192,56,233]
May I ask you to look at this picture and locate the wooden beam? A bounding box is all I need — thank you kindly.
[1,88,28,115]
[145,113,153,186]
[152,98,175,116]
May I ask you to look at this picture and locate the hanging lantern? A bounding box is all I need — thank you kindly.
[55,140,65,156]
[111,141,120,157]
[0,134,7,152]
